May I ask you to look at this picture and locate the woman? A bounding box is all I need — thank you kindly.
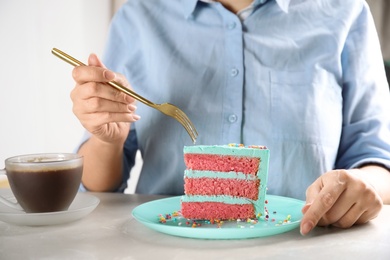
[70,0,390,235]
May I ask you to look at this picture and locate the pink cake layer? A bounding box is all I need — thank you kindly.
[184,178,260,200]
[181,202,255,220]
[184,154,260,174]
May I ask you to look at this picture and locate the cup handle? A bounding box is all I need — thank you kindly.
[0,169,24,211]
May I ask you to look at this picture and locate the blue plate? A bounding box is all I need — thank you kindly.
[132,195,304,239]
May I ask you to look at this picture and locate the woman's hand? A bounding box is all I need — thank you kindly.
[71,53,140,145]
[300,168,383,235]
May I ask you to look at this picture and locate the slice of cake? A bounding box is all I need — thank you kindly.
[181,144,270,220]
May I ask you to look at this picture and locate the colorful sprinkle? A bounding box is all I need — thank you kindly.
[228,143,267,149]
[156,207,293,229]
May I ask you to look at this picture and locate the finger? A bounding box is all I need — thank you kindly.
[301,203,311,214]
[352,206,380,225]
[77,98,137,115]
[88,54,129,88]
[300,171,347,235]
[332,195,382,228]
[72,54,116,85]
[87,54,119,82]
[72,66,116,85]
[301,177,321,214]
[72,87,139,119]
[72,56,135,104]
[331,203,365,229]
[300,191,336,235]
[300,178,322,235]
[316,190,353,226]
[87,111,139,124]
[77,111,139,131]
[320,172,383,227]
[88,53,106,68]
[71,82,133,105]
[72,84,140,121]
[88,54,133,91]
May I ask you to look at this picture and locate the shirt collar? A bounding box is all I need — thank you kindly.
[272,0,291,13]
[182,0,291,18]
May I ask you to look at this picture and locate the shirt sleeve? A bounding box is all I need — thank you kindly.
[336,2,390,170]
[117,129,139,193]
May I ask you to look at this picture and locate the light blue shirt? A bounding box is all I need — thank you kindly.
[83,0,390,200]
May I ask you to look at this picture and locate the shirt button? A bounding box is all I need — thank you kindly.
[227,22,236,30]
[228,114,237,123]
[231,68,239,77]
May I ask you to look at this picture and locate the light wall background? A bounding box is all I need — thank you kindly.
[0,0,141,192]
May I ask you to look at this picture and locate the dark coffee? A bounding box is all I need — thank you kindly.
[7,166,83,213]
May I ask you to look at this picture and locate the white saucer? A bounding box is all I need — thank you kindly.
[0,189,99,226]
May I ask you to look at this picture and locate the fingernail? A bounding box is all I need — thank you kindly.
[132,114,141,120]
[301,203,311,214]
[128,104,137,111]
[103,70,116,81]
[300,222,313,236]
[126,95,135,103]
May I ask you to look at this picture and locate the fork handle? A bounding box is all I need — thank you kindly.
[51,48,154,106]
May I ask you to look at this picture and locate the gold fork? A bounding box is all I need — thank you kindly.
[51,48,198,143]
